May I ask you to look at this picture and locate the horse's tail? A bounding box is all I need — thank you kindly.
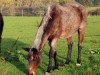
[78,4,87,24]
[78,4,87,30]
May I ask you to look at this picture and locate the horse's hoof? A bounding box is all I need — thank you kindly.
[65,62,69,65]
[65,60,70,64]
[54,67,59,71]
[54,69,59,72]
[60,64,65,67]
[45,72,50,75]
[53,66,59,70]
[76,63,81,67]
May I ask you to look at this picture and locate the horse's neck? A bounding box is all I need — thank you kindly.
[32,15,50,49]
[32,25,44,49]
[32,5,52,50]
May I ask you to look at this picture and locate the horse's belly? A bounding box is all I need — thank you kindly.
[60,25,78,38]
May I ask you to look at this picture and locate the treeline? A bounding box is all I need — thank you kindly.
[0,0,100,16]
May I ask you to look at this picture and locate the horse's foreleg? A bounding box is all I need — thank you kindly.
[54,50,58,70]
[39,34,49,51]
[76,29,84,66]
[46,38,58,73]
[65,37,73,64]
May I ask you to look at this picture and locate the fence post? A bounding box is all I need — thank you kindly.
[0,7,3,14]
[22,9,23,16]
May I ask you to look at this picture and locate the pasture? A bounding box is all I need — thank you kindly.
[0,16,100,75]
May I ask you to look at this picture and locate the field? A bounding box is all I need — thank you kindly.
[0,16,100,75]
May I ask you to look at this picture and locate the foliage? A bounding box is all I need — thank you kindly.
[0,0,100,16]
[88,7,100,16]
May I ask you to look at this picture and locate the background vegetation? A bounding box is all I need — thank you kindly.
[0,0,100,16]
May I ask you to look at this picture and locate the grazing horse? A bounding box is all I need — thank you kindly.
[24,2,87,75]
[0,13,4,52]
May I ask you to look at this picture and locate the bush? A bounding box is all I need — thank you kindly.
[88,7,100,16]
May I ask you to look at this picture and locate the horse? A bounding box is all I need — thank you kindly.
[24,2,87,75]
[0,13,4,52]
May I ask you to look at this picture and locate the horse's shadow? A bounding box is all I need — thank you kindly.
[0,38,30,74]
[0,38,75,74]
[0,38,50,74]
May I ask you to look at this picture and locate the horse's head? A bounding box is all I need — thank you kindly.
[23,48,41,75]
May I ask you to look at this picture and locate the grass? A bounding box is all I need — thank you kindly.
[0,16,100,75]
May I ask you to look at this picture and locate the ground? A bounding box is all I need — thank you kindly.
[0,16,100,75]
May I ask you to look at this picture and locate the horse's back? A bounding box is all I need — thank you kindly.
[45,3,87,38]
[61,3,87,37]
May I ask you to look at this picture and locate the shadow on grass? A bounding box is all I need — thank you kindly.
[0,38,53,74]
[0,38,30,74]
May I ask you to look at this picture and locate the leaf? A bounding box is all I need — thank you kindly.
[90,51,95,54]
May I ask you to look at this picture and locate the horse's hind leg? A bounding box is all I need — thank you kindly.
[76,29,84,66]
[46,38,58,73]
[65,37,73,64]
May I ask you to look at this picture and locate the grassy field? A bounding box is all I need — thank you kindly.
[0,16,100,75]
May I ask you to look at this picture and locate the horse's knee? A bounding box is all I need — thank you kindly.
[68,42,73,48]
[49,49,56,58]
[78,43,83,50]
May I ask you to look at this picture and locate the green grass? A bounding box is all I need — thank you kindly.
[0,16,100,75]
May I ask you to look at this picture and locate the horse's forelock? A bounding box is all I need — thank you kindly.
[30,48,38,54]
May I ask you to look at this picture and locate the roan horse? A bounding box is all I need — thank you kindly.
[0,13,4,52]
[24,2,87,75]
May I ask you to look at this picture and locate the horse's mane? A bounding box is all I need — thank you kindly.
[32,5,53,49]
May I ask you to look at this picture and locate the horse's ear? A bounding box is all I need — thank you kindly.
[31,48,38,54]
[23,48,30,52]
